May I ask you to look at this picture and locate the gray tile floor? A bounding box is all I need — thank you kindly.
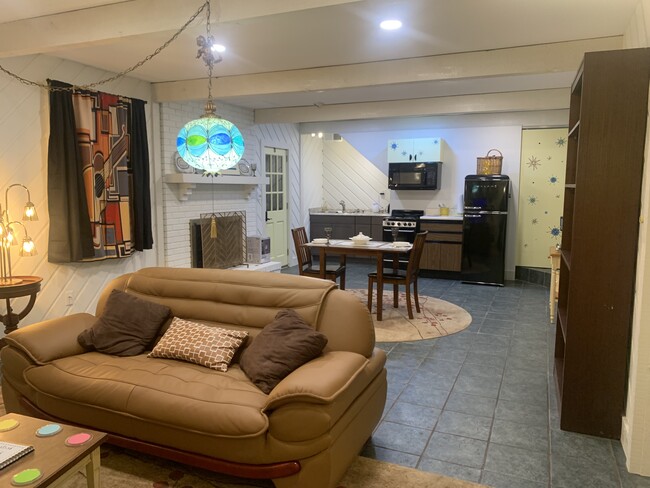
[283,261,650,487]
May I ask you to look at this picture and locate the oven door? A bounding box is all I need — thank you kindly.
[382,226,416,243]
[382,226,415,270]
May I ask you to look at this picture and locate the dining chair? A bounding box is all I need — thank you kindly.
[291,227,346,289]
[367,231,428,319]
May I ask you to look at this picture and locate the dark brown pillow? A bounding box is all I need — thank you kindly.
[78,289,171,356]
[239,309,328,394]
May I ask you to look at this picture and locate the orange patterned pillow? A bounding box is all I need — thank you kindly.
[148,317,248,372]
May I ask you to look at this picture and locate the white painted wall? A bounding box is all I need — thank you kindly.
[0,54,158,329]
[322,138,389,213]
[621,0,650,475]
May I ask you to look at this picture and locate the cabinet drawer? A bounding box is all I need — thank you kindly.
[421,222,463,233]
[426,232,462,242]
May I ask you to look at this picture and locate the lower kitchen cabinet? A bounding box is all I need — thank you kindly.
[310,215,385,242]
[310,215,354,240]
[420,220,463,272]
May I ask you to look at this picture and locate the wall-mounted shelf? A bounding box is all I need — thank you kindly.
[163,173,266,201]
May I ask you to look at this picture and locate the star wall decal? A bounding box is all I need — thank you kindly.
[527,156,541,170]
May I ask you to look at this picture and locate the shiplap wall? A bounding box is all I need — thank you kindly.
[0,54,158,330]
[621,0,650,475]
[159,100,300,267]
[322,138,389,212]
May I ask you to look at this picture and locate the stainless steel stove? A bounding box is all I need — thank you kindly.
[382,209,424,242]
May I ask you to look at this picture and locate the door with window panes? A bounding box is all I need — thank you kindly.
[264,147,288,266]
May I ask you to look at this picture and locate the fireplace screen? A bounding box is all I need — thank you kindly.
[190,211,247,269]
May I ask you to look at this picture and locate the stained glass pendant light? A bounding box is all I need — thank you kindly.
[176,2,244,175]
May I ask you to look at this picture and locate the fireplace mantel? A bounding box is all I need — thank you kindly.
[163,173,267,201]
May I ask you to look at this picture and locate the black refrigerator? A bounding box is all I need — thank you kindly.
[461,175,510,286]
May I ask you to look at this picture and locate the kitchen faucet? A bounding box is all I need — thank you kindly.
[339,200,346,212]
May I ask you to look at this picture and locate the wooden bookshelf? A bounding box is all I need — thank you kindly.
[554,48,650,438]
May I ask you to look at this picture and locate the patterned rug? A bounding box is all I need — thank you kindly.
[59,444,484,488]
[346,289,473,342]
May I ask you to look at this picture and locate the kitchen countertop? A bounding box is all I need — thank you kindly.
[310,211,390,217]
[421,215,463,221]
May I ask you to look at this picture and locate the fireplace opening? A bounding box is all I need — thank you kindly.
[190,211,247,269]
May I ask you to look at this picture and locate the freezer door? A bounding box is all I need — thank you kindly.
[464,176,509,212]
[461,212,508,286]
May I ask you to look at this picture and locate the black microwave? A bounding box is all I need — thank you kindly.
[388,162,441,190]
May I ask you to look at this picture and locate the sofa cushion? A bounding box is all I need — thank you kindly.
[23,353,270,438]
[148,318,248,372]
[240,309,328,394]
[78,289,171,356]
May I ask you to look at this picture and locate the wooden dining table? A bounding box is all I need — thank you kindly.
[302,239,412,321]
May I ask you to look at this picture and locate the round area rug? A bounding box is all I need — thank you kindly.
[346,289,472,342]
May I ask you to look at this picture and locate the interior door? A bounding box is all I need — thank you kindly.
[264,147,289,266]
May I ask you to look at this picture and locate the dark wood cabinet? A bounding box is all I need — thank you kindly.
[555,48,650,439]
[420,220,462,272]
[310,215,354,240]
[309,215,386,243]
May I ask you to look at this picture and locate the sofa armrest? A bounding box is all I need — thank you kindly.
[264,349,385,410]
[4,313,96,365]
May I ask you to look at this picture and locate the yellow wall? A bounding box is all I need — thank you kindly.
[516,128,568,268]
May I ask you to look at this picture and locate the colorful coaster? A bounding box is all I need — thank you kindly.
[11,468,42,486]
[65,433,92,446]
[0,419,20,432]
[35,424,61,437]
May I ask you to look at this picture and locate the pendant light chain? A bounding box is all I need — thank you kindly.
[0,1,210,92]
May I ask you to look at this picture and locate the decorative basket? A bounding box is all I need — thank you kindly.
[477,149,503,175]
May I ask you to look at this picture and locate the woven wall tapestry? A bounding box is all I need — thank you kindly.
[47,80,153,263]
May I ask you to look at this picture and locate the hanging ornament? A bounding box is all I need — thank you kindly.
[176,101,245,174]
[176,3,244,175]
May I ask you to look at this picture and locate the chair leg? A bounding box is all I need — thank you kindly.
[340,272,346,290]
[405,283,414,320]
[367,277,374,312]
[393,284,399,308]
[413,278,421,313]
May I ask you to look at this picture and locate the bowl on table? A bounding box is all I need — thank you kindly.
[350,233,372,245]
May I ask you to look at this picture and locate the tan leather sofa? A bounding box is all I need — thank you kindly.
[1,267,387,488]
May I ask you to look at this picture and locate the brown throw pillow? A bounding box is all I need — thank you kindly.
[78,289,171,356]
[239,309,328,394]
[148,317,248,372]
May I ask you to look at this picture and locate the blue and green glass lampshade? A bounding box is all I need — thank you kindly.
[176,116,245,173]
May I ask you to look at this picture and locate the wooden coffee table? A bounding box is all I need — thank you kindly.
[0,413,106,487]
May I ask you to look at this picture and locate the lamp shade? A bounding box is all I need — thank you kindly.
[23,201,38,221]
[176,116,245,173]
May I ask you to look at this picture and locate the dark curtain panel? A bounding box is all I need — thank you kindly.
[46,79,94,263]
[130,98,153,250]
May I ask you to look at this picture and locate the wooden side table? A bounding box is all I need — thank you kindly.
[549,247,561,323]
[0,276,42,335]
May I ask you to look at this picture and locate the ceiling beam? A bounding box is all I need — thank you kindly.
[153,37,620,103]
[253,88,570,123]
[0,0,362,58]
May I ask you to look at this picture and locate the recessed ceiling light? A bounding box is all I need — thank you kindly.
[211,44,226,53]
[380,19,402,31]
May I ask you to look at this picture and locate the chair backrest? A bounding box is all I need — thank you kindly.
[406,231,428,279]
[291,227,313,272]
